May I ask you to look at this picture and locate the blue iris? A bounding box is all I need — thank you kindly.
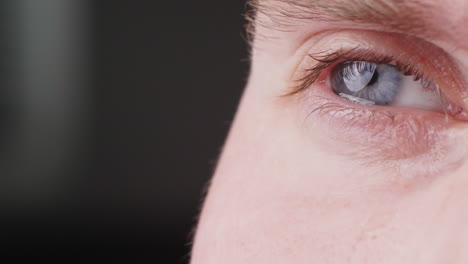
[331,61,402,105]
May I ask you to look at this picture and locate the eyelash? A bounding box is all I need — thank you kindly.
[287,46,468,124]
[291,47,428,97]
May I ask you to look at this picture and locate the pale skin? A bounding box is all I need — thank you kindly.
[191,0,468,263]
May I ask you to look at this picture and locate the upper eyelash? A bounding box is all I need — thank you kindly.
[342,61,377,80]
[289,47,428,96]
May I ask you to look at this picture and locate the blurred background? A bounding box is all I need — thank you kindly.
[0,0,248,261]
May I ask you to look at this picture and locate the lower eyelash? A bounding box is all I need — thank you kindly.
[304,93,396,129]
[303,91,454,183]
[301,79,451,149]
[338,93,376,106]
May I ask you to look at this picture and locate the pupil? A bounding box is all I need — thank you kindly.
[332,63,402,106]
[366,70,379,87]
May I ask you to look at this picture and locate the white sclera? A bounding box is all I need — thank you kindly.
[392,75,443,111]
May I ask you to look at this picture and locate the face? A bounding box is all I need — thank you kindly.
[191,0,468,263]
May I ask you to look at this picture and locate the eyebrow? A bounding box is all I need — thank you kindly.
[247,0,440,41]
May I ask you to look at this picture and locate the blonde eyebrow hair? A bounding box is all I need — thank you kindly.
[246,0,439,42]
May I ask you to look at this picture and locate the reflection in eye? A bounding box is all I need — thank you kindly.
[331,61,442,111]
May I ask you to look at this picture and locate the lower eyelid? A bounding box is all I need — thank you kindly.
[300,81,468,189]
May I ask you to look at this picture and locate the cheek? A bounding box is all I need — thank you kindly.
[193,75,468,263]
[199,148,431,264]
[198,150,468,263]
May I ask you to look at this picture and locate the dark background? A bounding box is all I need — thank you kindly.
[0,0,249,261]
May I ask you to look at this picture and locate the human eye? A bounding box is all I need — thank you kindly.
[332,61,443,110]
[288,31,468,183]
[296,46,466,118]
